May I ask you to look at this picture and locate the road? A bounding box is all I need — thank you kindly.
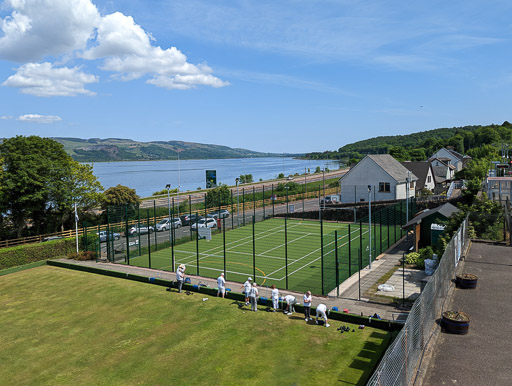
[140,168,347,209]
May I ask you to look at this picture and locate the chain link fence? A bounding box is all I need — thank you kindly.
[366,216,469,386]
[322,199,417,295]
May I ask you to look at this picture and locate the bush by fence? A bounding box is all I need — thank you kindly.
[0,238,76,270]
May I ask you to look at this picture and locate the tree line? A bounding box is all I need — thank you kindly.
[0,136,141,240]
[305,122,512,165]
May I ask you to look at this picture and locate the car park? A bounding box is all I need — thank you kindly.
[180,214,203,226]
[128,225,154,235]
[191,218,217,230]
[156,218,182,231]
[97,231,121,242]
[209,209,230,219]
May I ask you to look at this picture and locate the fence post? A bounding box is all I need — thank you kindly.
[379,210,382,255]
[400,200,404,238]
[172,198,175,272]
[223,217,226,278]
[189,195,193,241]
[252,216,256,282]
[204,194,207,219]
[153,201,157,251]
[387,207,390,249]
[321,214,324,295]
[196,211,200,276]
[243,188,246,226]
[285,212,288,290]
[253,186,256,220]
[262,185,265,219]
[147,209,151,268]
[106,207,111,262]
[125,204,130,265]
[348,224,352,277]
[96,224,100,262]
[302,182,305,220]
[272,184,275,218]
[335,230,339,297]
[231,190,234,229]
[359,220,363,267]
[137,205,142,256]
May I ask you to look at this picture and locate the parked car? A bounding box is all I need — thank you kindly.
[320,195,340,205]
[97,231,121,242]
[180,214,203,226]
[42,236,64,242]
[209,209,230,219]
[156,218,182,231]
[191,218,218,230]
[128,225,154,235]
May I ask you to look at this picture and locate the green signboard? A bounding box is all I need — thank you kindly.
[206,170,217,189]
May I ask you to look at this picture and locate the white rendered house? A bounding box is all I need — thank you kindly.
[339,154,418,203]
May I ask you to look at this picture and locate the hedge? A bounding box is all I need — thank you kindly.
[0,238,76,270]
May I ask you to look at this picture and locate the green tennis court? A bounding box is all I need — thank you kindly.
[123,218,400,294]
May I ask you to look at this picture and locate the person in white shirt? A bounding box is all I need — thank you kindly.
[217,273,226,298]
[271,285,279,312]
[249,282,259,311]
[303,291,312,321]
[240,277,252,305]
[176,265,184,293]
[315,303,330,327]
[284,295,297,315]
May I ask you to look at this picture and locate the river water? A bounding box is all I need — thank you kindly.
[91,157,340,197]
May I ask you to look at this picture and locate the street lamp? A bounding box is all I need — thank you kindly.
[235,177,240,227]
[166,184,171,244]
[368,185,372,270]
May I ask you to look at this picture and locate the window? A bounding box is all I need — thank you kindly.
[379,182,390,192]
[427,176,432,183]
[410,181,415,188]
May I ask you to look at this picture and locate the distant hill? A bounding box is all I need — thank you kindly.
[50,138,284,162]
[304,122,512,162]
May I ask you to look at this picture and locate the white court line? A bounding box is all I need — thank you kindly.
[268,226,367,280]
[175,222,304,265]
[285,228,369,279]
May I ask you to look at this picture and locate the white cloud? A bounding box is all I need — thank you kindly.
[2,62,98,96]
[0,2,228,94]
[0,0,100,62]
[1,115,13,119]
[82,12,229,89]
[17,114,62,123]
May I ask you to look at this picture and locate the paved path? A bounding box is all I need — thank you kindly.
[55,235,425,322]
[421,242,512,386]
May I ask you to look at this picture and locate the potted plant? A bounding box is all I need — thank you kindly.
[441,311,470,334]
[456,273,478,289]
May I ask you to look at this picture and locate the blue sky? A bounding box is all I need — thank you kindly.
[1,0,511,153]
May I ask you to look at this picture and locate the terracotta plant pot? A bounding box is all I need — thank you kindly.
[442,311,470,334]
[456,273,478,289]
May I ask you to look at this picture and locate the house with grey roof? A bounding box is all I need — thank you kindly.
[428,147,471,172]
[401,161,436,194]
[339,154,418,203]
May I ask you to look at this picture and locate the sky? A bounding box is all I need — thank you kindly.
[1,0,511,154]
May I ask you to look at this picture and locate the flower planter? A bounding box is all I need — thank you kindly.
[456,273,478,289]
[442,311,470,334]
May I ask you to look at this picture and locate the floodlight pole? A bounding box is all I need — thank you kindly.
[368,185,372,270]
[236,178,240,227]
[166,184,171,245]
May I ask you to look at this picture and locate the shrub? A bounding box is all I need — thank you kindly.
[0,238,75,270]
[404,252,425,269]
[419,246,433,261]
